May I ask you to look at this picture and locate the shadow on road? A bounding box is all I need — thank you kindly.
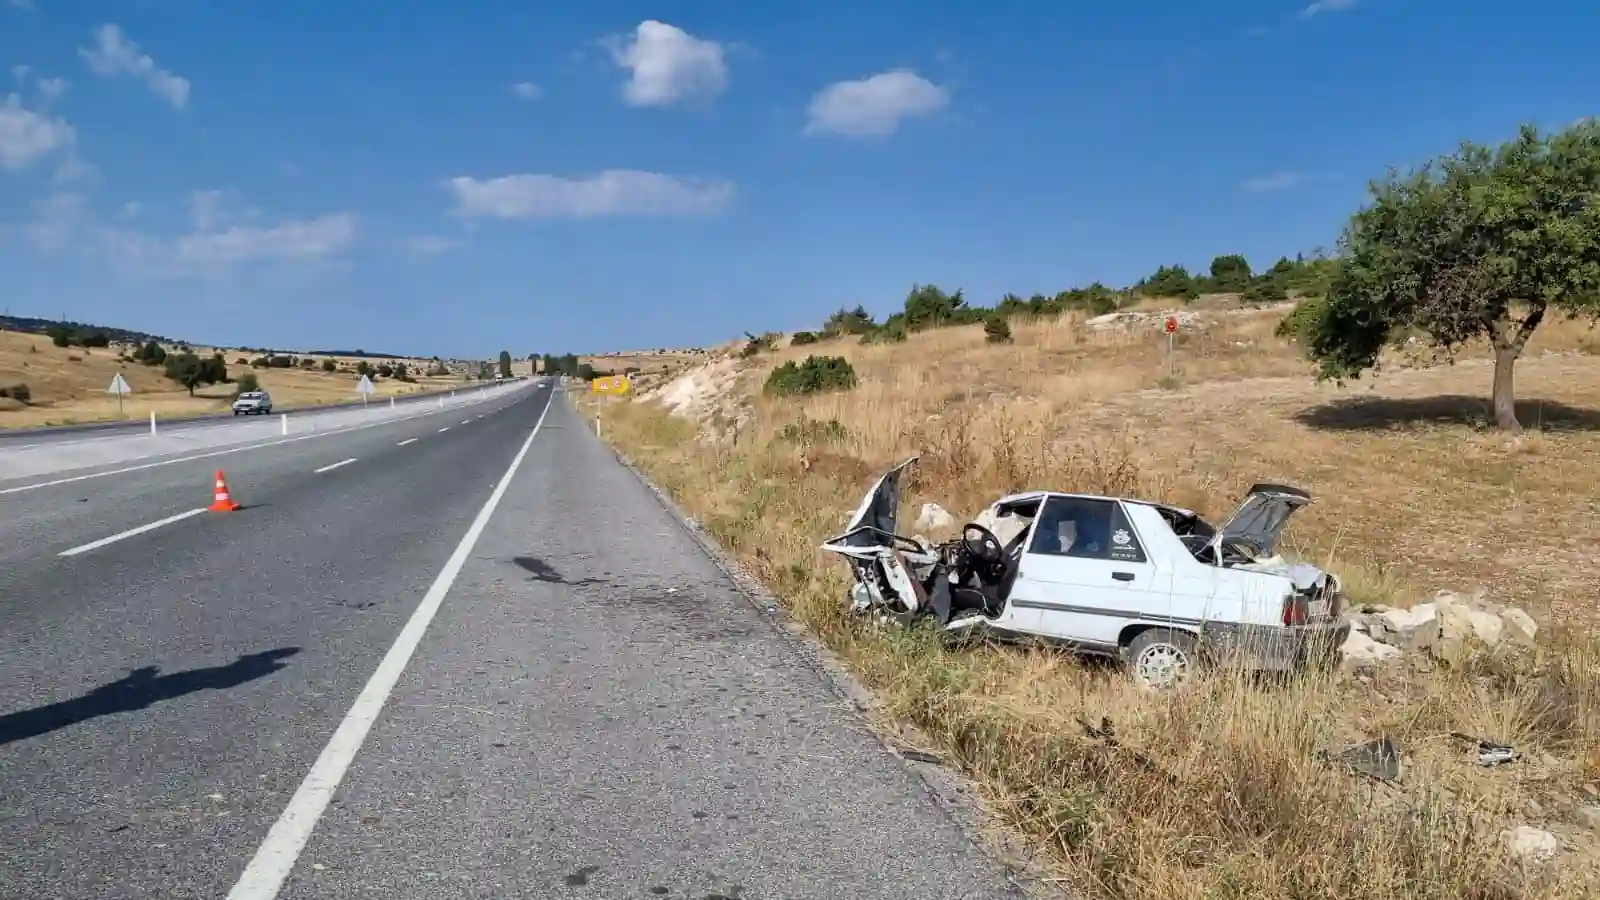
[0,647,301,747]
[1292,395,1600,432]
[512,556,609,587]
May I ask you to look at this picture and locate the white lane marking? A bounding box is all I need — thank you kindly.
[461,419,471,425]
[0,385,538,497]
[227,389,555,900]
[58,508,207,557]
[396,438,417,447]
[437,427,449,433]
[312,458,357,474]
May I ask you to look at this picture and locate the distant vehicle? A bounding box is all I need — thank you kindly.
[232,391,273,416]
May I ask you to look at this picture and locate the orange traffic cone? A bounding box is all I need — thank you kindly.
[209,470,240,512]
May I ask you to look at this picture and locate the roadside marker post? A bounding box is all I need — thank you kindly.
[281,413,288,436]
[106,372,132,418]
[1164,315,1179,379]
[150,409,157,437]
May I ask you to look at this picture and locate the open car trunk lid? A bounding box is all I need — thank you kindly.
[821,455,919,555]
[1211,483,1312,560]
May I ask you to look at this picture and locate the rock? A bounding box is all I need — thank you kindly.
[1432,591,1506,659]
[915,503,955,531]
[1501,607,1538,646]
[1576,806,1600,831]
[1368,603,1440,652]
[1501,825,1560,864]
[1339,629,1402,674]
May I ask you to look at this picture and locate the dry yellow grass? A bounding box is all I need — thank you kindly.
[581,303,1600,899]
[0,329,478,428]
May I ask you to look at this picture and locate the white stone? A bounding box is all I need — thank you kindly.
[914,503,955,531]
[1501,607,1538,646]
[1436,599,1506,659]
[1576,806,1600,831]
[1339,629,1402,674]
[1369,603,1440,652]
[1501,825,1560,864]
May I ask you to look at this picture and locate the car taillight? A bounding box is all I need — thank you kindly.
[1282,593,1308,626]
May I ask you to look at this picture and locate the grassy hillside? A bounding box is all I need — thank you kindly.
[0,327,509,428]
[581,299,1600,899]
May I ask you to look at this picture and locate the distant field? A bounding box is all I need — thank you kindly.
[0,330,494,429]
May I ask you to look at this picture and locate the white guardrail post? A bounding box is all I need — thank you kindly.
[150,410,157,436]
[281,413,288,436]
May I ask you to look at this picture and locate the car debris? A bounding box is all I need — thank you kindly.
[820,455,1352,690]
[1451,732,1521,767]
[1318,735,1404,783]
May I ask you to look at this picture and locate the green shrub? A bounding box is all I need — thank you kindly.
[1241,276,1289,305]
[984,314,1014,344]
[80,331,110,348]
[322,359,338,372]
[235,372,261,394]
[790,331,819,346]
[861,323,908,344]
[49,328,71,347]
[267,355,294,369]
[740,332,780,358]
[776,417,850,446]
[250,357,269,368]
[1273,296,1327,346]
[0,382,31,403]
[764,355,858,397]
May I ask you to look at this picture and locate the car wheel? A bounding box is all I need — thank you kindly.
[1126,628,1197,690]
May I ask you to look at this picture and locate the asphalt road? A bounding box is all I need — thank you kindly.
[0,382,1025,900]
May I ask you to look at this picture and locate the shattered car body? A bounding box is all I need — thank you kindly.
[821,456,1350,689]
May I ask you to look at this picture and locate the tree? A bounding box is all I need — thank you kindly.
[1308,121,1600,432]
[984,314,1014,344]
[321,358,337,372]
[376,363,394,378]
[201,353,229,384]
[478,361,493,380]
[137,340,167,366]
[822,305,875,336]
[80,330,110,348]
[498,350,513,378]
[1138,264,1200,301]
[235,372,261,395]
[163,351,207,395]
[1208,254,1253,293]
[355,360,374,377]
[49,327,72,347]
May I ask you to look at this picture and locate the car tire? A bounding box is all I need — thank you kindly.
[1125,628,1198,691]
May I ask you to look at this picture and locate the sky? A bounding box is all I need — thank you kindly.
[0,2,1595,358]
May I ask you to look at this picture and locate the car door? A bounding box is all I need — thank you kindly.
[1004,495,1167,650]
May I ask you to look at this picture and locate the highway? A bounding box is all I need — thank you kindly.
[0,382,1024,900]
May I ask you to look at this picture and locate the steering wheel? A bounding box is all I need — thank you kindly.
[961,523,1005,566]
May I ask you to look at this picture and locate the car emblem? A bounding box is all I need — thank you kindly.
[1112,529,1132,546]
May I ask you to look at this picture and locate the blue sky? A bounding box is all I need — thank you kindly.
[1,1,1595,358]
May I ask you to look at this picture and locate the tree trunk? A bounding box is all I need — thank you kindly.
[1491,343,1521,433]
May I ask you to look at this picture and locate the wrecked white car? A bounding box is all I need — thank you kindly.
[820,456,1350,689]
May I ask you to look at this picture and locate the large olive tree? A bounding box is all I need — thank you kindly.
[1309,121,1600,431]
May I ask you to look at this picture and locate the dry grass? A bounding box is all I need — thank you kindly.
[0,329,476,428]
[583,303,1600,899]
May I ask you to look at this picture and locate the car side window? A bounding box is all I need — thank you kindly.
[1027,497,1118,560]
[1106,504,1147,564]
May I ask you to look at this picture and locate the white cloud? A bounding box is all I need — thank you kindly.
[52,153,97,185]
[122,200,142,218]
[405,234,466,257]
[25,191,88,252]
[173,214,355,264]
[804,69,948,138]
[80,24,191,108]
[10,65,29,83]
[511,81,542,100]
[1241,171,1305,192]
[1301,0,1358,17]
[446,170,734,219]
[607,20,727,107]
[189,188,230,230]
[37,77,68,101]
[8,0,36,9]
[0,93,74,170]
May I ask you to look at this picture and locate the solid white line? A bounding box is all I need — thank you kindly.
[437,427,449,433]
[312,458,357,474]
[0,384,539,497]
[396,438,417,447]
[226,389,555,900]
[59,508,207,557]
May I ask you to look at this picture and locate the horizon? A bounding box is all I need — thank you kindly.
[2,1,1595,358]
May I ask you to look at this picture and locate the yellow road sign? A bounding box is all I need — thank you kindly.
[591,374,631,395]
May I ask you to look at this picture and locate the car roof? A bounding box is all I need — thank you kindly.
[990,489,1197,518]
